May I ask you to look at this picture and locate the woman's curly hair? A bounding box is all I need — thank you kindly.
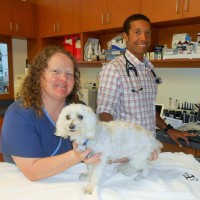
[16,46,81,116]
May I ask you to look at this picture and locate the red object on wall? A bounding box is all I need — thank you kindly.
[63,35,81,61]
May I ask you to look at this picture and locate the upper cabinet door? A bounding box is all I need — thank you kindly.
[182,0,200,19]
[141,0,200,23]
[38,0,81,38]
[12,0,35,38]
[0,0,35,38]
[107,0,140,29]
[37,0,57,38]
[57,0,81,35]
[81,0,141,32]
[0,0,13,35]
[141,0,183,23]
[81,0,107,32]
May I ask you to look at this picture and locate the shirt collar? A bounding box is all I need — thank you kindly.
[125,49,154,71]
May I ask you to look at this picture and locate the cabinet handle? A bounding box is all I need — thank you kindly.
[16,23,19,32]
[53,23,56,32]
[107,12,110,24]
[101,13,104,24]
[185,0,189,12]
[57,22,60,32]
[9,22,12,31]
[176,0,180,13]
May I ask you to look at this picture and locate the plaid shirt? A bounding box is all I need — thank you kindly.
[97,50,157,134]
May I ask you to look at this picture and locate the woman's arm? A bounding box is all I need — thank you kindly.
[12,146,101,181]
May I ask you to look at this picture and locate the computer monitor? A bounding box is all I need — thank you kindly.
[155,104,164,117]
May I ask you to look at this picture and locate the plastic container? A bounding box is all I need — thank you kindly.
[105,49,125,61]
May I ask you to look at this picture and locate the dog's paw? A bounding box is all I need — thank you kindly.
[83,185,94,194]
[133,168,148,181]
[79,173,89,181]
[134,174,144,181]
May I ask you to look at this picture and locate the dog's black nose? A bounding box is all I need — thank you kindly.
[69,124,75,130]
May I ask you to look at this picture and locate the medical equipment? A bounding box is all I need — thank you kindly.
[124,54,162,93]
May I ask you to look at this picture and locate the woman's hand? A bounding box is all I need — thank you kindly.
[73,142,102,165]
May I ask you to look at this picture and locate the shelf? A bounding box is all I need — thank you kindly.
[78,61,105,68]
[78,59,200,68]
[152,59,200,68]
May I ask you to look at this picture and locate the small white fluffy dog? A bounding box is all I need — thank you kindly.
[55,104,162,194]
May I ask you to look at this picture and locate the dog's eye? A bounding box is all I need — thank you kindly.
[66,115,70,120]
[77,115,83,120]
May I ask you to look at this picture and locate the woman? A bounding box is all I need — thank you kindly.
[0,46,101,181]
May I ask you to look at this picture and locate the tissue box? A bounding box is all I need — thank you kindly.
[105,49,125,61]
[107,33,126,50]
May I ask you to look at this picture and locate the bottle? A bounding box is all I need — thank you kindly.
[182,40,188,51]
[168,97,172,109]
[197,33,200,43]
[197,33,200,54]
[25,59,29,76]
[177,41,183,54]
[74,35,81,61]
[162,44,167,58]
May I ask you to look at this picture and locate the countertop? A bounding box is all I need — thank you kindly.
[0,106,8,117]
[0,99,14,117]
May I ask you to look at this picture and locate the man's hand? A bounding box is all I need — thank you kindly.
[167,129,197,147]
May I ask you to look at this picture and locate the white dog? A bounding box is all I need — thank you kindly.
[55,104,162,194]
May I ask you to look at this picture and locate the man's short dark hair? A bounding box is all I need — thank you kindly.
[123,14,151,35]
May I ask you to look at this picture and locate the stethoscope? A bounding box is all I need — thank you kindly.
[124,54,162,93]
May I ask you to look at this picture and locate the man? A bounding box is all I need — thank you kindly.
[97,14,195,148]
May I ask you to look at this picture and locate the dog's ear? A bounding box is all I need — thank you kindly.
[54,109,69,139]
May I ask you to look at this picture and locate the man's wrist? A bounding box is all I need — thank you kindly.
[163,124,174,133]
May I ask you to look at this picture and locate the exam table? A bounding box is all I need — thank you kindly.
[0,152,200,200]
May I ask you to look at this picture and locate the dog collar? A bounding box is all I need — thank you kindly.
[82,139,89,149]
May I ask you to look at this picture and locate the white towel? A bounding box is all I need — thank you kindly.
[0,152,199,200]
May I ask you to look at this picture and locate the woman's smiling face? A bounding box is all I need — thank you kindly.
[42,52,75,101]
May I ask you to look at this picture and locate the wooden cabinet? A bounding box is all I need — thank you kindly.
[0,0,35,38]
[37,0,81,38]
[141,0,200,23]
[36,0,57,37]
[161,142,200,158]
[81,0,141,32]
[0,0,12,36]
[0,116,3,162]
[29,0,200,68]
[182,0,200,19]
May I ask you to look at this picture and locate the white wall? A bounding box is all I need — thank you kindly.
[12,39,200,108]
[80,67,200,109]
[11,39,27,97]
[12,38,27,77]
[155,68,200,108]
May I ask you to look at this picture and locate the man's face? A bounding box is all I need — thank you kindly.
[124,20,151,61]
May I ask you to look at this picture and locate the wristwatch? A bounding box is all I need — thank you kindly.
[163,124,174,133]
